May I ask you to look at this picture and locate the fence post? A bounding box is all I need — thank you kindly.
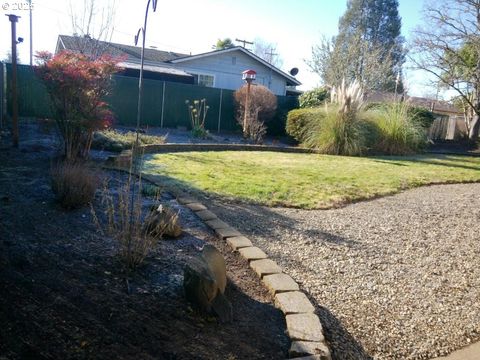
[160,81,166,128]
[217,88,223,133]
[0,62,3,129]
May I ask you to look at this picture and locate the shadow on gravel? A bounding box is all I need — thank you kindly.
[314,302,373,360]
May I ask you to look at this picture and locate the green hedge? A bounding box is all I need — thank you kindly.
[286,108,325,142]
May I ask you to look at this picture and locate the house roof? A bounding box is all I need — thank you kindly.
[56,35,187,63]
[407,96,460,115]
[171,46,302,86]
[56,35,301,86]
[366,91,461,115]
[118,61,193,77]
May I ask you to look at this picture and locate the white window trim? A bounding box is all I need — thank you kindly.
[191,72,216,87]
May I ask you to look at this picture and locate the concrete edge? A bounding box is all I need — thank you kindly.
[180,194,332,359]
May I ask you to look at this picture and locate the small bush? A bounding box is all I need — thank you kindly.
[286,108,325,142]
[299,87,330,108]
[92,130,167,152]
[51,162,100,209]
[370,102,426,155]
[234,84,277,143]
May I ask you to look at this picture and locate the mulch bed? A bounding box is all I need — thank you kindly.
[0,137,289,359]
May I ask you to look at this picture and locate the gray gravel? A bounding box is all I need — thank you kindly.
[203,183,480,360]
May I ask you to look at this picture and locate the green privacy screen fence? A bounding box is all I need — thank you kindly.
[3,63,298,135]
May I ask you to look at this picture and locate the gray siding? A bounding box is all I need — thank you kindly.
[172,50,287,95]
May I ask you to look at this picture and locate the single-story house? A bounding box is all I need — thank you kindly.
[55,35,301,96]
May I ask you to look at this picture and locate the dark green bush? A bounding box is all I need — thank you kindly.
[406,106,435,129]
[299,87,330,108]
[286,108,325,142]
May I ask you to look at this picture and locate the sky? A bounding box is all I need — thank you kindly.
[0,0,434,96]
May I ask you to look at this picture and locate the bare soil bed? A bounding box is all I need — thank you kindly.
[0,130,289,359]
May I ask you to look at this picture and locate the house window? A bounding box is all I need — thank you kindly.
[194,74,214,87]
[232,56,236,65]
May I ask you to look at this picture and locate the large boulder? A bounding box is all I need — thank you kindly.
[184,244,232,322]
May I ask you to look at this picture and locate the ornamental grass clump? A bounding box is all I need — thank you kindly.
[303,79,368,155]
[371,101,426,155]
[92,174,168,269]
[51,161,100,210]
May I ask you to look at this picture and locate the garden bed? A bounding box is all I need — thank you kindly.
[0,128,289,359]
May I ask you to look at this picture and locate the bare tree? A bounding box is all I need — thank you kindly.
[308,34,395,93]
[68,0,117,58]
[252,38,284,69]
[410,0,480,140]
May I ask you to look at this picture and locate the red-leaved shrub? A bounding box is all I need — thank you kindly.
[36,51,121,160]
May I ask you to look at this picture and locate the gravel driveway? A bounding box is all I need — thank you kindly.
[203,183,480,360]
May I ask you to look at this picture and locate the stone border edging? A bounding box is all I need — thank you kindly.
[106,143,319,167]
[176,196,332,360]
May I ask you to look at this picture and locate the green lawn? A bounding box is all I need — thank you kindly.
[142,151,480,209]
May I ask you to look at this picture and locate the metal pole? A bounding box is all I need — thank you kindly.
[29,0,33,66]
[160,81,165,128]
[243,80,251,136]
[217,89,223,133]
[7,14,20,148]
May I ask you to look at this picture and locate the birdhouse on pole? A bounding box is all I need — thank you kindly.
[242,69,256,82]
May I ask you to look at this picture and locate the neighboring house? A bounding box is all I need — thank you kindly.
[366,91,466,140]
[55,35,301,96]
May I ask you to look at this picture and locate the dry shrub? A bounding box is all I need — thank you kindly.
[234,84,277,143]
[51,161,100,209]
[93,175,175,269]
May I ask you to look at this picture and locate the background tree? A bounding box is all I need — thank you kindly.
[215,38,235,50]
[410,0,480,140]
[252,37,284,68]
[309,0,405,92]
[68,0,117,58]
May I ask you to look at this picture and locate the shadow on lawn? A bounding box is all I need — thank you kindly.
[373,154,480,171]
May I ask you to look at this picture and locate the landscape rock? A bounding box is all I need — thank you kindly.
[238,246,268,261]
[289,341,331,359]
[262,273,299,295]
[205,218,230,230]
[186,202,207,211]
[183,244,232,323]
[215,227,242,239]
[226,236,253,250]
[144,204,182,238]
[195,209,217,221]
[250,259,282,278]
[275,291,315,314]
[286,313,324,342]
